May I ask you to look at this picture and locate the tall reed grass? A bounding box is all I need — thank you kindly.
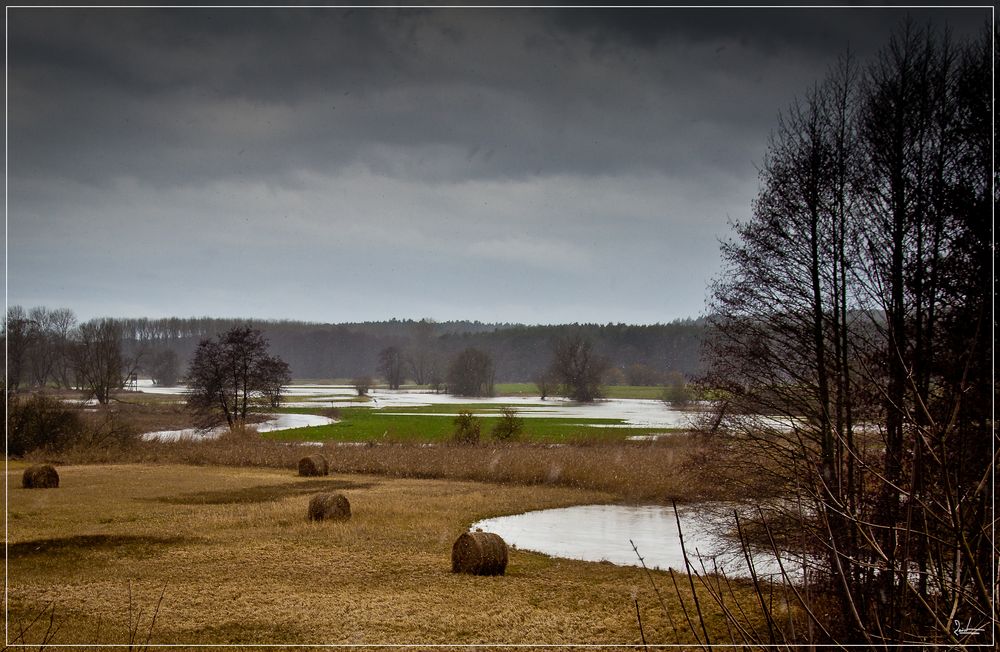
[33,434,730,503]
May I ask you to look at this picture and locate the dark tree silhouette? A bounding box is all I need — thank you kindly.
[377,346,405,390]
[73,319,132,405]
[186,326,291,430]
[548,332,608,402]
[704,23,993,645]
[447,347,495,397]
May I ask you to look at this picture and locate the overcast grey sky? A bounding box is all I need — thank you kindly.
[4,6,989,325]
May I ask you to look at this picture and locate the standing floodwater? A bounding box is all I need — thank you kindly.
[473,504,803,580]
[142,413,336,441]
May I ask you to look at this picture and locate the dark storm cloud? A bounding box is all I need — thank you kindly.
[547,7,986,58]
[5,6,990,324]
[10,7,988,191]
[16,6,988,190]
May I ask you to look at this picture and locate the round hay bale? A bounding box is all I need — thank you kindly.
[451,531,508,576]
[22,464,59,489]
[298,454,329,477]
[308,492,351,521]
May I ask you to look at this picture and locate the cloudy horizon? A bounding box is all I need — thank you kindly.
[4,6,989,326]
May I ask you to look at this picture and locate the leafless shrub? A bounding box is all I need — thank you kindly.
[490,407,523,442]
[451,411,480,445]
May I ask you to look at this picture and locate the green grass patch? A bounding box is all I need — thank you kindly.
[264,406,667,444]
[600,385,667,399]
[493,383,542,396]
[493,383,669,400]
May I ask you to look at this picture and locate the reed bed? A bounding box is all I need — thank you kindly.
[37,434,730,504]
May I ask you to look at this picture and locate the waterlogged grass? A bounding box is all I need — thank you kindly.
[493,383,671,400]
[6,462,769,645]
[269,406,665,443]
[601,385,668,400]
[492,383,543,396]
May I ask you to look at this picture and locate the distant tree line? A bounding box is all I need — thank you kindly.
[4,315,701,384]
[4,311,704,400]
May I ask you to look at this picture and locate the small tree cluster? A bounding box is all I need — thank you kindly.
[7,394,84,457]
[2,307,140,404]
[3,306,78,392]
[660,370,693,407]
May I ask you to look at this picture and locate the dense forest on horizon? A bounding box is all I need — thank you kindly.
[114,316,706,383]
[0,314,697,386]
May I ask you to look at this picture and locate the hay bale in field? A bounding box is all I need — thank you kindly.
[298,454,329,477]
[451,531,508,576]
[308,492,351,521]
[22,464,59,489]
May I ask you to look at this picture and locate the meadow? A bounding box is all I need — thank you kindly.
[8,388,781,645]
[6,462,767,645]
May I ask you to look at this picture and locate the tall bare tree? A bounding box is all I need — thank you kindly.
[447,347,495,397]
[3,306,32,392]
[548,332,608,402]
[377,346,405,390]
[704,22,993,645]
[73,318,131,405]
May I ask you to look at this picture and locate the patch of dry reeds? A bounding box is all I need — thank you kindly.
[44,434,737,503]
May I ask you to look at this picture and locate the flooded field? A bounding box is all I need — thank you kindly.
[134,380,703,430]
[143,413,336,441]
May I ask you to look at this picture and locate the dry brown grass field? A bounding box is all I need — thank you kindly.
[6,462,767,646]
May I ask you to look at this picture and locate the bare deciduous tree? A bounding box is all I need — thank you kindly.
[186,326,291,430]
[548,332,608,403]
[704,23,993,646]
[73,319,133,405]
[447,347,495,397]
[377,346,405,390]
[352,376,373,396]
[3,305,32,392]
